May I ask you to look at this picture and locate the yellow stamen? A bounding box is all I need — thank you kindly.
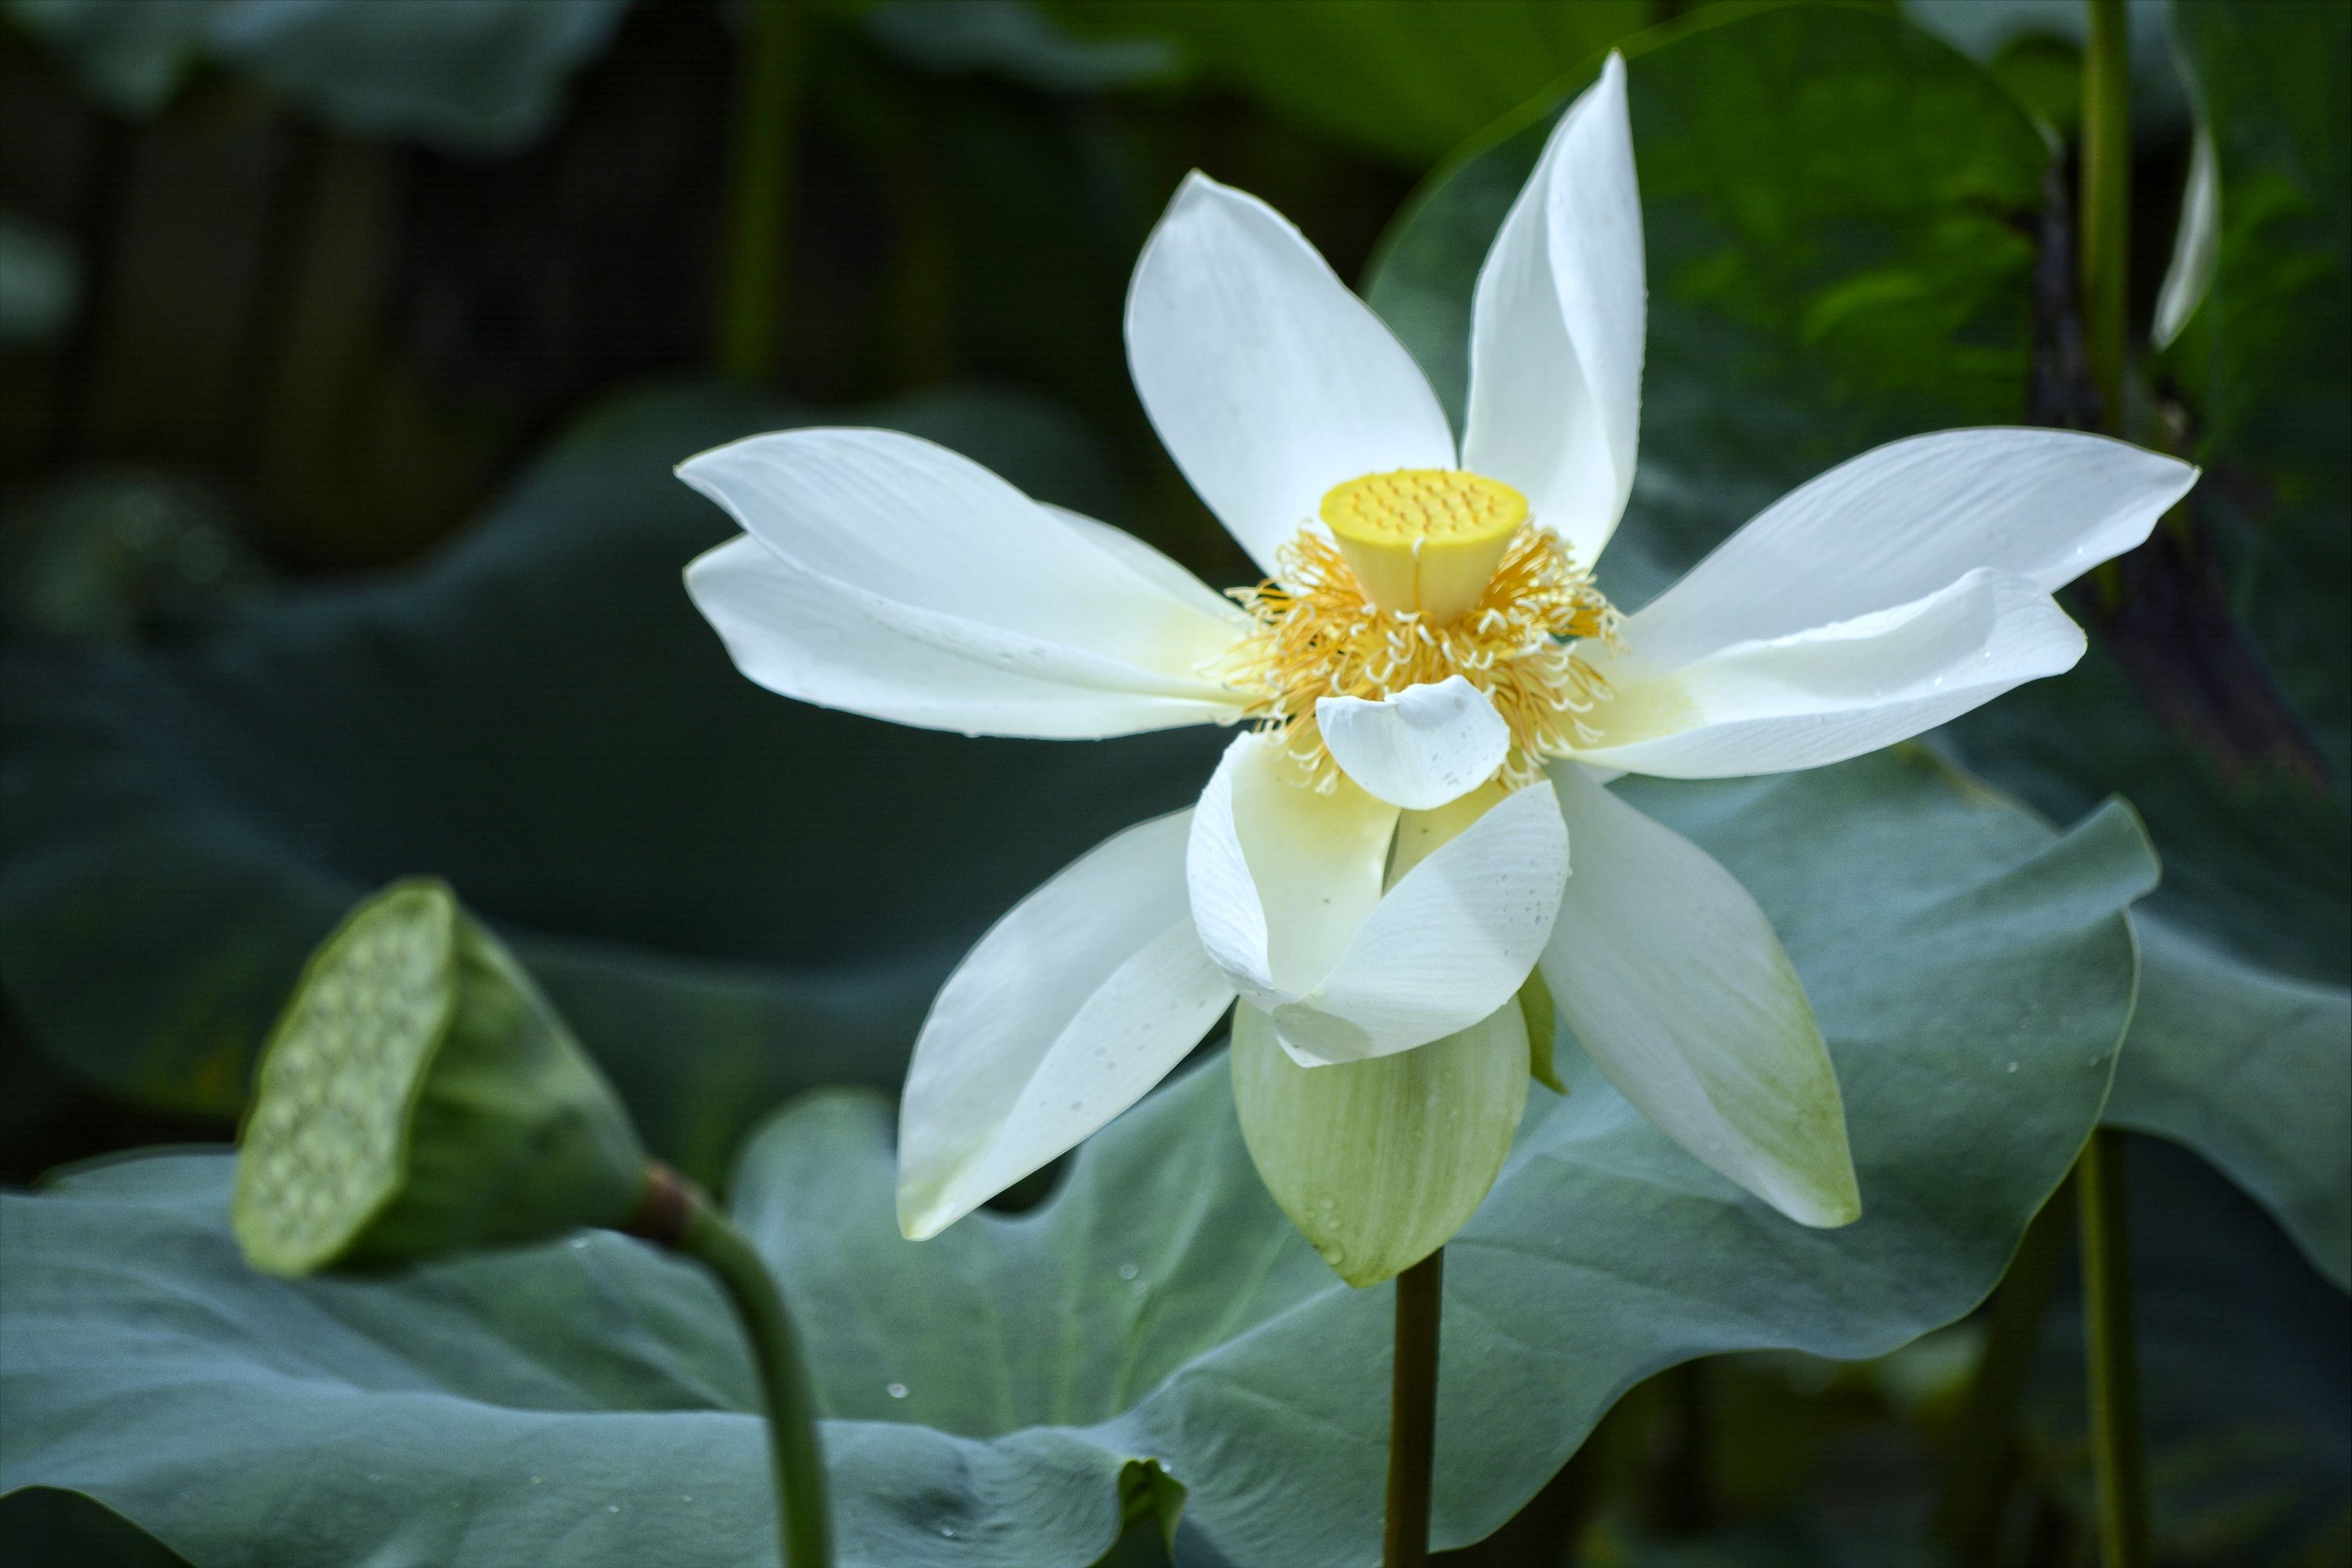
[1319,469,1529,626]
[1218,524,1622,793]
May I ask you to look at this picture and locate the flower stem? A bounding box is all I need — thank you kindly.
[633,1165,832,1566]
[2077,1129,2148,1568]
[1385,1247,1443,1568]
[717,0,804,385]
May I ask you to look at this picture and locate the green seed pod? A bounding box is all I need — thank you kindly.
[232,878,649,1276]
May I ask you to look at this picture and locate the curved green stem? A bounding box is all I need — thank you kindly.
[678,1190,833,1567]
[1385,1247,1443,1568]
[2078,1130,2147,1568]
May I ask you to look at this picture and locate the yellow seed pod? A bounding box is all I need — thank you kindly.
[1318,468,1529,625]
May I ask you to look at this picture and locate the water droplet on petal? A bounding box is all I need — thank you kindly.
[886,1381,909,1399]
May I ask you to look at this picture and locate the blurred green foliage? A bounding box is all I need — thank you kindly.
[0,1,2344,1565]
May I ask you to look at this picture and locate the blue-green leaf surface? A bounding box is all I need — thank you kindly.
[1367,0,2349,1287]
[2,751,2154,1565]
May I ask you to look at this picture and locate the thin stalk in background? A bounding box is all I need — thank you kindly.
[1933,1185,2073,1559]
[1385,1248,1444,1568]
[2076,1131,2148,1568]
[718,0,807,385]
[2072,6,2149,1566]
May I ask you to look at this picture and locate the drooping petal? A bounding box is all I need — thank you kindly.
[1272,780,1566,1063]
[1126,172,1456,575]
[898,810,1237,1240]
[678,428,1250,738]
[1539,764,1860,1228]
[687,537,1244,738]
[1187,735,1569,1065]
[1316,676,1512,809]
[1461,52,1643,568]
[1231,998,1530,1287]
[1626,429,2198,668]
[1573,568,2086,778]
[1186,734,1398,1014]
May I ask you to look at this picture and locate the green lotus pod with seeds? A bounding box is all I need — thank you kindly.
[233,878,648,1276]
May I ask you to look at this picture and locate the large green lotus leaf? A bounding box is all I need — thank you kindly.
[2,0,630,152]
[1,750,2156,1566]
[1364,1,2350,1287]
[0,383,1225,1181]
[1951,1,2352,1287]
[1044,0,1656,165]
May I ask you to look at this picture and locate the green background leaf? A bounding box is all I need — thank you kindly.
[1044,0,1654,165]
[2,750,2155,1566]
[1365,0,2350,1289]
[0,383,1224,1183]
[3,0,631,151]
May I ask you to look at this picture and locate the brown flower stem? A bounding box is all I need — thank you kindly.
[1385,1247,1444,1567]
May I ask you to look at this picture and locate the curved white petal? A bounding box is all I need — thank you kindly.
[1316,676,1512,809]
[678,427,1252,738]
[1461,52,1643,568]
[680,426,1243,673]
[687,536,1245,738]
[1575,568,2086,778]
[1126,171,1456,575]
[1186,734,1398,1013]
[1188,735,1568,1065]
[1627,429,2198,668]
[1540,764,1859,1227]
[898,811,1237,1240]
[1041,503,1253,631]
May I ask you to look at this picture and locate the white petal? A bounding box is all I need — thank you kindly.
[1126,172,1456,575]
[1186,734,1398,1012]
[678,426,1253,738]
[686,536,1244,738]
[1540,764,1859,1227]
[1461,53,1643,568]
[1316,676,1512,809]
[1272,779,1567,1064]
[1041,503,1252,631]
[1626,429,2198,668]
[898,811,1237,1240]
[679,426,1244,678]
[1187,735,1568,1065]
[1575,568,2086,778]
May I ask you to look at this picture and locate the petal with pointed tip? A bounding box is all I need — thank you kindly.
[898,811,1236,1240]
[1127,172,1455,575]
[1539,763,1859,1228]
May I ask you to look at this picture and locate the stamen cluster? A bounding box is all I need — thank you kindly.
[1220,526,1622,793]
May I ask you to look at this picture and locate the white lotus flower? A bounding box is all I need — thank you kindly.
[681,55,2196,1281]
